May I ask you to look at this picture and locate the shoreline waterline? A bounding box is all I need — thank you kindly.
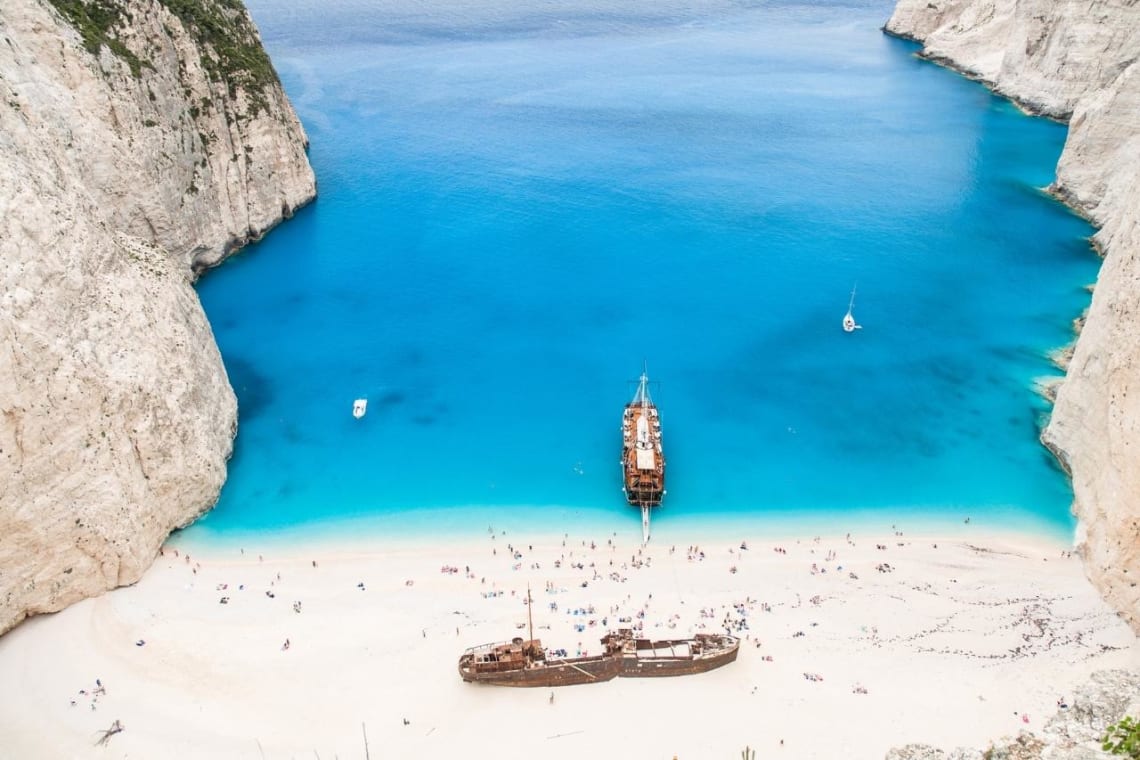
[171,501,1078,559]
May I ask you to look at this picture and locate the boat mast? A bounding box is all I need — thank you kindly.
[636,362,654,545]
[527,585,534,645]
[848,284,857,313]
[633,361,651,408]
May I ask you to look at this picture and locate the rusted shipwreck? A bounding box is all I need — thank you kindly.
[457,635,624,687]
[603,629,740,678]
[458,596,739,687]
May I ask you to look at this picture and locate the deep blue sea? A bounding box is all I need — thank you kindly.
[183,0,1098,546]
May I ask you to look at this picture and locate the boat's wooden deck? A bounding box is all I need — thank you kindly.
[622,403,665,505]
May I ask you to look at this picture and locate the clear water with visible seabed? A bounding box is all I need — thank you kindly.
[181,0,1099,547]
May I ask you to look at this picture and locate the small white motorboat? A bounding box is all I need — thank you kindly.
[352,398,368,419]
[843,285,862,333]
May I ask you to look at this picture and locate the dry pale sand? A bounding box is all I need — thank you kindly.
[0,526,1136,759]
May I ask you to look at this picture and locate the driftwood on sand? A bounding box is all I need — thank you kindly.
[95,720,124,747]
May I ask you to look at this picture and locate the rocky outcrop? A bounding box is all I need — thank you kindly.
[885,669,1140,759]
[0,0,316,634]
[884,0,1140,632]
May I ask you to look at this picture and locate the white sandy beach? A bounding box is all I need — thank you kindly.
[0,526,1136,759]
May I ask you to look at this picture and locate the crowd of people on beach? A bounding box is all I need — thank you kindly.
[69,678,106,711]
[149,527,895,702]
[32,504,1123,760]
[130,517,1098,753]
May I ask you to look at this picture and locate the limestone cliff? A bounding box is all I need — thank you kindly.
[0,0,316,634]
[884,0,1140,631]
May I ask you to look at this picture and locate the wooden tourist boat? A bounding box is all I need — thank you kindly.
[602,629,741,678]
[622,367,665,542]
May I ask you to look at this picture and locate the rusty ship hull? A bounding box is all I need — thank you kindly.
[459,631,740,687]
[608,632,740,678]
[458,640,621,687]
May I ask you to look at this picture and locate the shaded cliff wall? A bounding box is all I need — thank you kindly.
[0,0,316,634]
[884,0,1140,631]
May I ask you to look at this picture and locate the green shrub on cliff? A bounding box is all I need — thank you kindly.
[158,0,278,110]
[47,0,278,113]
[1104,716,1140,758]
[48,0,146,75]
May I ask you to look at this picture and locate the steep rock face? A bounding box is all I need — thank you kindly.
[884,0,1138,119]
[885,0,1140,632]
[0,0,316,634]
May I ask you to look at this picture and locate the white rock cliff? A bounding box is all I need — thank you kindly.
[0,0,316,634]
[885,0,1140,630]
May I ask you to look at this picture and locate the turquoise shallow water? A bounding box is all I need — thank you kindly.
[182,0,1098,546]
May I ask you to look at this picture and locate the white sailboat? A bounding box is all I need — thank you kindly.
[352,398,368,419]
[843,285,862,333]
